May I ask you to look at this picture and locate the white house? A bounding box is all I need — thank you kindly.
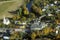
[3,17,10,25]
[3,36,10,40]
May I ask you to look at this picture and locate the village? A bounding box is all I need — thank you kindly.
[0,0,60,40]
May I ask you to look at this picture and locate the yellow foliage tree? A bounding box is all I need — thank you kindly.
[32,4,42,15]
[31,32,36,40]
[43,27,54,35]
[21,16,26,21]
[23,6,29,15]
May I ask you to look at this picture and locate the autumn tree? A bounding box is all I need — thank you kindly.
[23,6,29,15]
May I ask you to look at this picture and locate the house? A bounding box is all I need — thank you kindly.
[3,17,10,25]
[30,21,48,30]
[3,30,11,40]
[54,1,58,4]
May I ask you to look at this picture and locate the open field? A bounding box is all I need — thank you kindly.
[0,0,23,19]
[0,0,10,1]
[0,2,14,13]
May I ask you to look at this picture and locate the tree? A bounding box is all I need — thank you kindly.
[31,32,36,40]
[18,8,22,16]
[23,7,29,15]
[29,13,36,19]
[32,4,42,15]
[21,16,26,22]
[13,15,21,21]
[57,13,60,19]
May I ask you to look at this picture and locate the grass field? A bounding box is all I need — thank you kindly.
[0,0,23,19]
[0,0,10,1]
[0,2,14,13]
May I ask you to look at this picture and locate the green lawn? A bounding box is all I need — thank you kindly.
[0,0,23,19]
[0,0,10,1]
[0,2,14,13]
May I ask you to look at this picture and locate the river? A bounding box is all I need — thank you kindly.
[26,0,33,12]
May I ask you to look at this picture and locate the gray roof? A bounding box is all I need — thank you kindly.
[30,22,48,30]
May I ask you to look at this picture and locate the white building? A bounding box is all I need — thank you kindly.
[50,4,54,6]
[54,1,58,4]
[3,36,10,40]
[3,17,10,25]
[31,22,48,30]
